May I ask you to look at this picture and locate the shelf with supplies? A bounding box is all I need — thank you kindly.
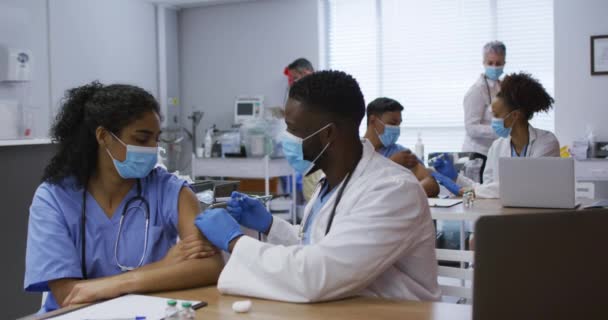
[0,138,52,147]
[193,156,294,179]
[575,158,608,181]
[192,155,297,223]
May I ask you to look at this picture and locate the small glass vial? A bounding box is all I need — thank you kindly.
[180,301,195,319]
[463,189,475,208]
[165,299,178,319]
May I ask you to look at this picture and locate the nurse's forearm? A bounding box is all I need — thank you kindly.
[55,255,224,307]
[124,254,224,293]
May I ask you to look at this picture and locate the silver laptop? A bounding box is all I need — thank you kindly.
[499,157,577,209]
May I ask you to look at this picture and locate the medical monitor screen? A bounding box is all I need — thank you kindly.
[237,103,254,116]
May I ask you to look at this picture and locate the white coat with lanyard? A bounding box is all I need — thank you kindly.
[217,140,441,302]
[462,74,500,155]
[457,125,560,198]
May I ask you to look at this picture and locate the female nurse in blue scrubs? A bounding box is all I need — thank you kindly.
[24,82,223,313]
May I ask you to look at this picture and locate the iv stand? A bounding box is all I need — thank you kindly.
[185,110,204,153]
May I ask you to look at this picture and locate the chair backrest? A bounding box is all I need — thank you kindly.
[435,248,474,302]
[473,210,608,320]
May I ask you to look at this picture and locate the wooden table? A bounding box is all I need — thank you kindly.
[430,199,592,272]
[430,199,577,222]
[20,286,472,320]
[431,199,593,246]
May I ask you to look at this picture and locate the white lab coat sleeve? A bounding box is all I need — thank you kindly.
[456,174,475,189]
[463,86,497,140]
[266,215,301,246]
[535,133,560,157]
[217,178,431,302]
[456,143,500,199]
[455,173,499,199]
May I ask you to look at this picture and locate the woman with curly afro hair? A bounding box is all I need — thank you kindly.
[432,72,560,198]
[24,82,222,313]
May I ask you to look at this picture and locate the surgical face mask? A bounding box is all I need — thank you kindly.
[280,123,332,175]
[106,132,158,179]
[491,111,514,138]
[485,66,504,81]
[375,119,401,147]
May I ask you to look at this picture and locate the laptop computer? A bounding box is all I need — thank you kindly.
[499,157,577,208]
[473,210,608,320]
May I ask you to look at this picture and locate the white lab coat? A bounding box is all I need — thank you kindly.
[462,74,500,155]
[457,125,560,198]
[217,140,441,302]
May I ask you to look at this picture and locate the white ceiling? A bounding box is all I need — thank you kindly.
[148,0,257,9]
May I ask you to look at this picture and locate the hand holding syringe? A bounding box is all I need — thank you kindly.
[208,194,274,209]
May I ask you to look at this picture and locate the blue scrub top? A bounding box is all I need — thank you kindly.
[24,167,188,313]
[378,143,409,158]
[378,143,424,164]
[302,181,337,245]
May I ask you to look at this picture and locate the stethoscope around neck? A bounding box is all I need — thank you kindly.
[80,179,150,279]
[299,171,353,241]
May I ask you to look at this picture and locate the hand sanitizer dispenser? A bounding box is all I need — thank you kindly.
[0,47,32,82]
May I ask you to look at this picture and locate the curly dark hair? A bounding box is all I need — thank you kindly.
[43,81,160,188]
[497,72,554,120]
[288,70,365,127]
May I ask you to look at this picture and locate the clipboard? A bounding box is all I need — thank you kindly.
[428,198,462,208]
[46,294,207,320]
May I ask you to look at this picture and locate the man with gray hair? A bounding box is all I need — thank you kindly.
[462,41,507,158]
[284,57,314,86]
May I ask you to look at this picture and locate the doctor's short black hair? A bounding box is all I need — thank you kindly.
[42,81,160,188]
[288,70,365,127]
[497,72,554,120]
[366,97,404,125]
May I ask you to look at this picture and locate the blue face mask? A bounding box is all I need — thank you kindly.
[491,111,514,138]
[375,120,401,147]
[280,123,332,175]
[485,66,504,81]
[106,132,158,179]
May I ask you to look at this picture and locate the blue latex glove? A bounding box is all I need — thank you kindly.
[432,153,458,180]
[432,172,463,196]
[226,191,272,233]
[194,208,243,252]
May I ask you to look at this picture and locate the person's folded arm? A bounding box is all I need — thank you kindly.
[52,187,223,307]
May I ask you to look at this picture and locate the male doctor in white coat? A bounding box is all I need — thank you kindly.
[195,70,440,303]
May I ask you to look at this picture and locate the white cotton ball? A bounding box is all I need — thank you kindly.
[232,300,252,313]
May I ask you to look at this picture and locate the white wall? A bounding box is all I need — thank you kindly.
[179,0,320,141]
[49,0,159,115]
[554,0,608,145]
[0,0,160,139]
[0,0,51,138]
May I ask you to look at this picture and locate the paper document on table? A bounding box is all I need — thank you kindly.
[428,198,462,208]
[49,294,203,320]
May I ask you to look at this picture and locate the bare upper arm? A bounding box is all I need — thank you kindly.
[177,187,205,241]
[409,163,430,180]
